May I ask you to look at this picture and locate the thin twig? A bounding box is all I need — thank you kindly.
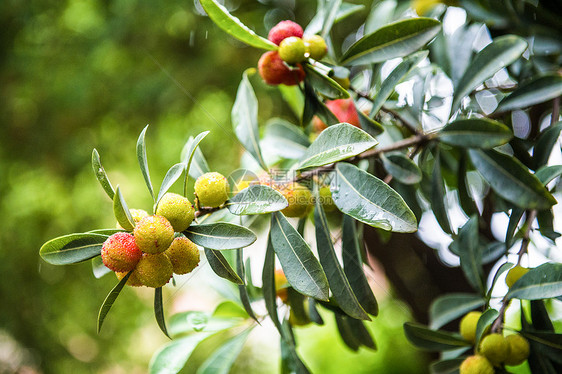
[381,106,421,135]
[552,96,560,125]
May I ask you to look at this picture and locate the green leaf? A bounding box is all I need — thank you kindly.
[469,149,557,210]
[506,209,524,249]
[156,163,185,208]
[341,18,441,66]
[347,317,376,350]
[533,122,562,170]
[357,109,385,136]
[403,322,471,351]
[487,262,513,300]
[137,125,155,201]
[429,358,464,374]
[213,300,249,319]
[314,197,370,320]
[452,35,528,112]
[182,131,210,196]
[168,311,241,337]
[199,0,277,50]
[113,185,135,231]
[154,287,170,338]
[270,212,330,301]
[456,216,485,293]
[457,153,478,216]
[332,163,417,232]
[227,184,288,215]
[305,1,364,36]
[430,150,453,234]
[308,298,324,325]
[235,248,257,321]
[342,215,379,316]
[475,309,498,348]
[92,256,112,279]
[185,223,257,250]
[91,148,115,199]
[262,233,283,333]
[204,248,244,285]
[429,293,486,329]
[97,271,131,333]
[438,118,513,149]
[196,327,253,374]
[298,123,378,170]
[303,63,349,100]
[335,314,360,351]
[370,51,428,116]
[262,119,310,159]
[507,263,562,300]
[149,333,212,374]
[521,331,562,365]
[536,165,562,186]
[280,320,310,374]
[495,75,562,113]
[232,69,267,171]
[40,233,107,265]
[302,80,339,127]
[381,153,422,185]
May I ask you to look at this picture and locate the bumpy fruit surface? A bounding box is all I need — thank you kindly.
[116,208,149,229]
[279,36,306,64]
[165,237,200,275]
[505,265,529,288]
[268,20,303,45]
[459,311,481,343]
[479,333,510,365]
[504,334,530,366]
[459,355,494,374]
[101,232,142,272]
[258,51,305,86]
[134,253,173,288]
[279,183,313,218]
[133,215,175,254]
[313,99,361,131]
[274,268,289,303]
[156,193,195,232]
[304,35,328,60]
[194,172,230,208]
[115,270,143,287]
[318,185,337,212]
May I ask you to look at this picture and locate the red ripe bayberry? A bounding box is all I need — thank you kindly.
[313,98,361,131]
[101,232,142,272]
[258,51,305,86]
[268,20,304,45]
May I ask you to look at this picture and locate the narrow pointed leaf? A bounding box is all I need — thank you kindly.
[357,109,384,136]
[536,165,562,186]
[308,299,324,325]
[97,271,131,333]
[199,0,276,50]
[154,287,170,338]
[113,186,135,231]
[183,131,210,195]
[262,234,283,332]
[232,70,267,171]
[156,163,185,207]
[341,18,440,66]
[236,248,257,321]
[204,248,244,285]
[347,317,376,350]
[314,198,369,320]
[475,309,498,348]
[270,212,330,301]
[429,358,465,374]
[92,149,115,199]
[469,149,557,210]
[457,153,478,216]
[381,153,422,185]
[137,125,154,200]
[335,314,360,351]
[303,63,349,100]
[456,216,485,293]
[40,233,107,265]
[287,287,310,325]
[506,208,524,249]
[431,151,453,234]
[227,184,288,215]
[403,322,471,351]
[262,119,310,159]
[149,333,212,374]
[332,163,417,232]
[429,293,486,329]
[439,118,513,149]
[280,320,310,374]
[533,122,562,170]
[342,215,378,316]
[507,263,562,300]
[452,35,528,112]
[196,327,253,374]
[302,80,339,127]
[92,256,112,279]
[185,223,257,250]
[487,262,513,300]
[298,123,378,170]
[495,75,562,113]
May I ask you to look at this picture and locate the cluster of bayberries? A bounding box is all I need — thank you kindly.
[258,20,328,86]
[101,172,229,288]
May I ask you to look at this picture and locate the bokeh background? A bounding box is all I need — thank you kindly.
[1,0,427,373]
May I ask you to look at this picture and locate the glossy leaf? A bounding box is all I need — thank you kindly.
[487,262,513,300]
[308,299,324,325]
[232,69,267,171]
[199,0,276,50]
[235,248,257,321]
[262,119,310,159]
[430,151,452,234]
[270,212,330,301]
[185,223,257,250]
[154,287,170,338]
[182,135,211,180]
[280,320,310,374]
[335,314,360,351]
[456,216,485,293]
[438,118,513,149]
[113,186,135,231]
[156,163,185,207]
[40,233,107,265]
[533,122,562,170]
[365,0,396,34]
[149,333,212,374]
[457,153,478,216]
[469,149,557,210]
[227,184,288,215]
[348,317,376,350]
[429,293,486,329]
[429,358,464,374]
[305,1,363,36]
[91,148,115,199]
[168,311,241,337]
[452,35,528,112]
[303,63,349,100]
[495,75,562,113]
[403,322,471,351]
[302,80,339,127]
[92,256,112,279]
[475,309,498,348]
[381,153,422,185]
[204,248,244,285]
[262,234,282,333]
[332,163,417,232]
[506,208,524,249]
[522,331,562,365]
[97,271,131,333]
[536,165,562,186]
[314,197,369,320]
[341,18,441,66]
[357,109,385,136]
[298,123,377,170]
[342,215,379,316]
[137,125,154,200]
[182,131,210,196]
[507,263,562,300]
[196,327,252,374]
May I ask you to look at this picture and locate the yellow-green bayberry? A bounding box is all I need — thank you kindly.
[304,35,328,60]
[134,253,173,288]
[504,334,530,366]
[156,192,195,232]
[459,355,494,374]
[479,333,510,366]
[278,36,306,64]
[505,265,529,288]
[459,311,481,343]
[279,183,313,218]
[133,215,175,254]
[318,185,337,212]
[194,172,230,208]
[165,237,200,275]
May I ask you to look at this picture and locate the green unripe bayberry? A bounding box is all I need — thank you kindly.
[156,193,195,232]
[278,37,306,64]
[459,355,494,374]
[479,333,510,366]
[165,237,200,275]
[194,172,229,208]
[505,265,529,288]
[134,253,173,288]
[304,35,328,60]
[318,185,337,212]
[459,311,481,343]
[133,215,175,254]
[279,183,313,218]
[504,334,530,366]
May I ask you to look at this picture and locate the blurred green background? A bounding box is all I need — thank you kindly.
[0,0,425,372]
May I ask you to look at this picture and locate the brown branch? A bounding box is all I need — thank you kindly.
[380,106,422,135]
